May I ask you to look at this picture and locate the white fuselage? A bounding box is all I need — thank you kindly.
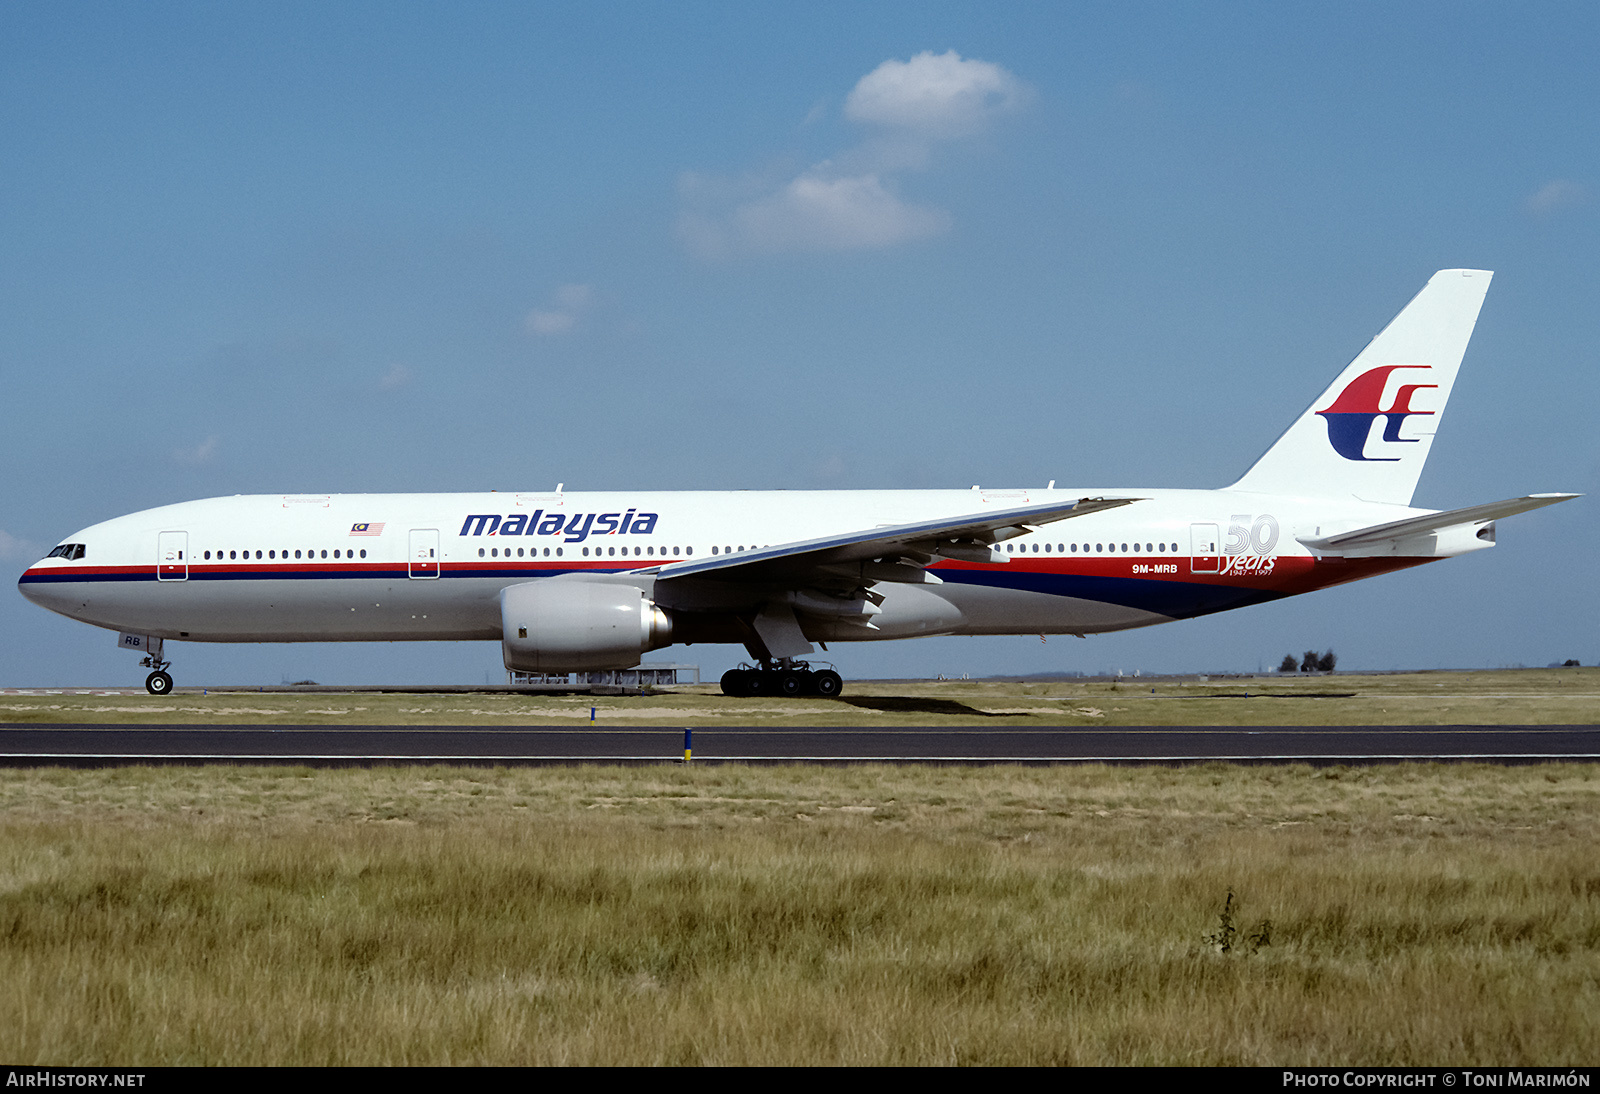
[19,269,1574,690]
[17,487,1458,647]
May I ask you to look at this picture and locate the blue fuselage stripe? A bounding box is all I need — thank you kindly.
[21,565,1276,619]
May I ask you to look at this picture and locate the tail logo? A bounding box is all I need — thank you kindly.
[1315,365,1437,462]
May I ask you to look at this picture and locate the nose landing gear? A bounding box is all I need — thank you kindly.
[139,645,174,695]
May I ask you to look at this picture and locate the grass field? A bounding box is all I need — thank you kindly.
[3,666,1598,727]
[2,761,1597,1065]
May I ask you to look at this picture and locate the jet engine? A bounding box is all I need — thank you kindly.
[500,577,673,673]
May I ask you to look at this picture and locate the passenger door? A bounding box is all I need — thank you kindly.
[408,529,440,579]
[157,531,188,581]
[1190,524,1219,573]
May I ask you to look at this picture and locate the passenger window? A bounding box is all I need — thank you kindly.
[479,548,485,558]
[360,549,366,558]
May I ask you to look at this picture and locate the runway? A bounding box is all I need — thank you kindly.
[2,724,1598,766]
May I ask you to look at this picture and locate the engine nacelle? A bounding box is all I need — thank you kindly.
[500,577,673,673]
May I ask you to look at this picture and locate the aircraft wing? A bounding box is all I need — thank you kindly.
[1297,493,1579,553]
[644,496,1141,586]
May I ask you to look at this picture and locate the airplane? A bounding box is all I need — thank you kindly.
[18,269,1578,698]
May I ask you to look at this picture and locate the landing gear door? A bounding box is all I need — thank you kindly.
[409,529,440,579]
[1190,523,1220,573]
[157,531,188,581]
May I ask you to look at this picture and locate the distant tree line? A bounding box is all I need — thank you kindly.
[1279,649,1337,673]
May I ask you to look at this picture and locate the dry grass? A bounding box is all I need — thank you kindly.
[2,762,1597,1064]
[3,666,1598,727]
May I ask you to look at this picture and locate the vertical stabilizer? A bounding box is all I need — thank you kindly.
[1229,269,1492,505]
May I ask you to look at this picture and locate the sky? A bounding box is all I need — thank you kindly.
[3,1,1596,686]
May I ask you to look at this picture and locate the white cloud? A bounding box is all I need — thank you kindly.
[844,50,1025,137]
[525,284,594,335]
[526,310,575,335]
[679,51,1025,257]
[1526,179,1587,216]
[379,363,412,390]
[173,435,219,466]
[0,529,39,562]
[732,174,951,253]
[554,284,592,310]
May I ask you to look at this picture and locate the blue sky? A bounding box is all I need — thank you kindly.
[4,2,1596,685]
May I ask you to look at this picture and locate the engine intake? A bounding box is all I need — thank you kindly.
[500,577,673,673]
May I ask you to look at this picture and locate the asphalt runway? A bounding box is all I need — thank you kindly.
[2,724,1598,766]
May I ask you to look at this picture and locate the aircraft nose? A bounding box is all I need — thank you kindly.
[18,565,74,615]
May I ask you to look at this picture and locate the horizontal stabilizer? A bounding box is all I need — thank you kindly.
[1297,493,1579,553]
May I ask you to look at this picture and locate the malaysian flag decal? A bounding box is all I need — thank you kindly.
[350,523,385,536]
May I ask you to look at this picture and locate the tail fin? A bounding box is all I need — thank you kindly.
[1229,269,1493,505]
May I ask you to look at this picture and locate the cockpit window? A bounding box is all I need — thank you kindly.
[46,544,85,560]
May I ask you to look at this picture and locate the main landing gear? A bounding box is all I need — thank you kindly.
[720,660,843,699]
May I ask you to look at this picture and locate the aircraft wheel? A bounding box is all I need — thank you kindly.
[779,671,807,698]
[145,671,173,696]
[812,670,843,698]
[720,670,741,697]
[744,670,768,696]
